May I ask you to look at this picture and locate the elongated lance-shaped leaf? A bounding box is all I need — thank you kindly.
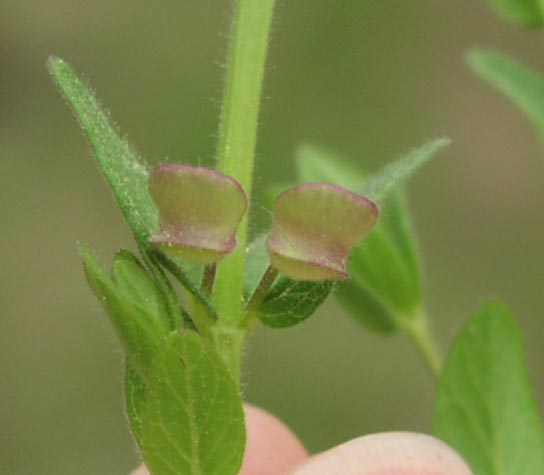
[48,57,157,247]
[49,58,206,310]
[81,247,171,379]
[434,301,544,475]
[361,137,451,203]
[468,50,544,143]
[139,331,246,475]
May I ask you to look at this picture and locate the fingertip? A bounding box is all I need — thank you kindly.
[289,432,472,475]
[240,404,308,475]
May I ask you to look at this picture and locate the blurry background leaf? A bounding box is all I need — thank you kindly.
[139,331,246,475]
[468,50,544,143]
[487,0,544,27]
[434,301,544,475]
[296,143,365,189]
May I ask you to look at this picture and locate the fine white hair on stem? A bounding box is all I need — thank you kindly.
[290,432,473,475]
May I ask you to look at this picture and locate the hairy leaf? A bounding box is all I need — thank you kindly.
[139,331,245,475]
[434,301,544,475]
[361,137,451,203]
[468,50,544,142]
[48,57,157,247]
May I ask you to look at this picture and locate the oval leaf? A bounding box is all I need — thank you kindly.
[434,301,544,475]
[140,331,246,475]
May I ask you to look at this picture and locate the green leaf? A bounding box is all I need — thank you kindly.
[258,277,334,328]
[81,247,168,377]
[139,331,245,475]
[487,0,544,27]
[48,57,157,247]
[112,250,173,331]
[434,301,544,475]
[244,235,333,328]
[334,283,396,333]
[468,50,544,142]
[361,137,451,203]
[125,360,146,447]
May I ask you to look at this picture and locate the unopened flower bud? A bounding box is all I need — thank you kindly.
[149,164,247,264]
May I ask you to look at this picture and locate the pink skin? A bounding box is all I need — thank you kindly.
[130,406,472,475]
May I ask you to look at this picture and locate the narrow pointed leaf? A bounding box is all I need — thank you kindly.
[434,301,544,475]
[48,57,157,247]
[139,331,245,475]
[468,50,544,142]
[361,137,451,203]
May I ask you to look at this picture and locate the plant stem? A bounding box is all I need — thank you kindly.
[201,263,216,298]
[213,0,276,329]
[244,266,278,325]
[209,0,275,381]
[403,310,443,378]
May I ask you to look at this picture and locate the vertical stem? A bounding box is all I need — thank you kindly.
[244,266,278,323]
[213,0,276,328]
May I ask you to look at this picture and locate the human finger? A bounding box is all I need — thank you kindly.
[289,432,472,475]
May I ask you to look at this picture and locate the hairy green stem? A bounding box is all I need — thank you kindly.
[209,0,275,380]
[213,0,275,327]
[403,310,443,378]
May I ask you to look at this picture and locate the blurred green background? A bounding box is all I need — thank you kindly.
[2,0,544,473]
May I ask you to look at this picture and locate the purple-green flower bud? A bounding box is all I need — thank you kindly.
[266,183,378,281]
[149,164,247,264]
